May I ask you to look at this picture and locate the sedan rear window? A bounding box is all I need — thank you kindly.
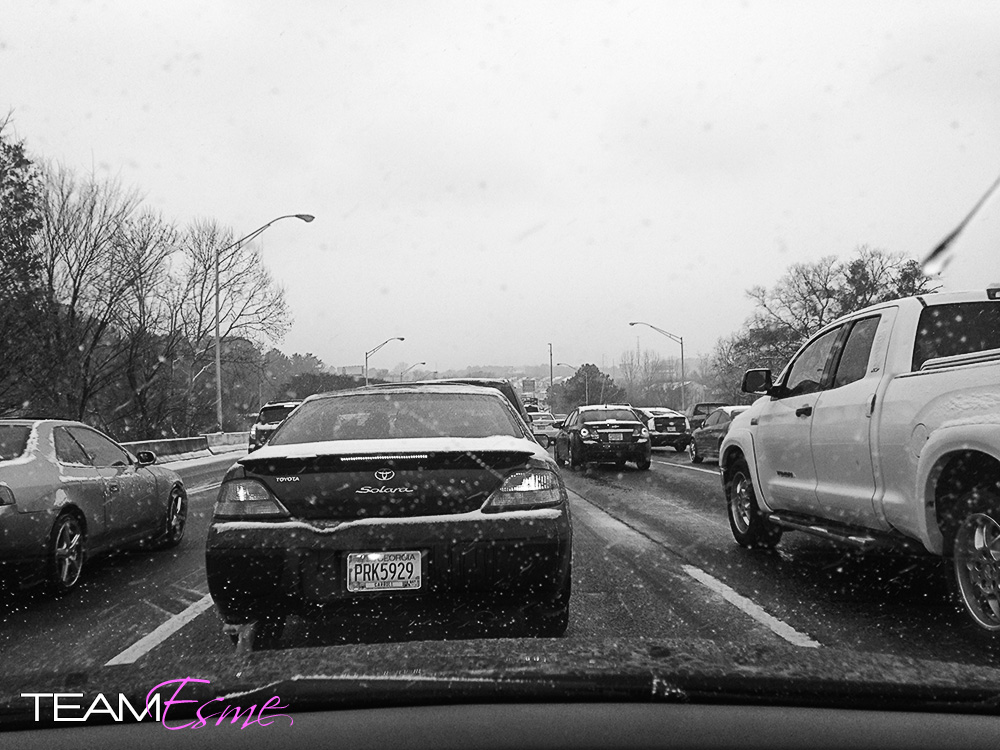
[269,392,525,444]
[581,409,637,422]
[0,425,31,461]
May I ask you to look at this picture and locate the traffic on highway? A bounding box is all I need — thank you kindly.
[4,3,1000,748]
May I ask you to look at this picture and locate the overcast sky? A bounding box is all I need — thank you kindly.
[4,1,1000,373]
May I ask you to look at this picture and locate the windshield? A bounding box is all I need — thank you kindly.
[269,392,523,443]
[0,425,30,461]
[256,405,298,425]
[4,0,1000,737]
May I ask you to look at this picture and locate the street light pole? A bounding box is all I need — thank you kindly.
[399,361,426,382]
[548,343,553,406]
[214,213,314,432]
[365,337,405,385]
[628,321,685,411]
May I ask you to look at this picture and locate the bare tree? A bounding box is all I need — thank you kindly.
[34,163,143,421]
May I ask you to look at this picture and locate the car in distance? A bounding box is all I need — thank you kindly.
[686,401,730,431]
[529,411,560,447]
[632,406,690,451]
[552,404,651,470]
[248,400,302,452]
[688,405,749,464]
[206,383,573,650]
[0,420,187,594]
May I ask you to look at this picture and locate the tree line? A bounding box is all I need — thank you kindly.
[0,119,324,440]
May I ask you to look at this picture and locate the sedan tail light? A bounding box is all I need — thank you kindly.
[483,469,566,513]
[214,479,290,519]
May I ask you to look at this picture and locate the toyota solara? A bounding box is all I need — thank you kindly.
[206,384,573,649]
[0,419,187,594]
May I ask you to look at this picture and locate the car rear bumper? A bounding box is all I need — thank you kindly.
[578,439,650,463]
[205,505,572,623]
[649,432,690,448]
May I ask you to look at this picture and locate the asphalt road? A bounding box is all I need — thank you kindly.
[0,447,994,676]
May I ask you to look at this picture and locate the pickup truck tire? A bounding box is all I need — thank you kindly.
[951,503,1000,634]
[726,458,782,549]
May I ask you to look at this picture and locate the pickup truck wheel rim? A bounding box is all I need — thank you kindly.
[954,512,1000,630]
[731,473,753,534]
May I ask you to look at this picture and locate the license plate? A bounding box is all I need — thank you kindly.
[347,550,422,592]
[666,426,678,432]
[609,432,623,442]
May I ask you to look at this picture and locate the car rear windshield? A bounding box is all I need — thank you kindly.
[694,403,726,415]
[0,425,31,461]
[912,302,1000,371]
[268,392,525,444]
[582,409,637,422]
[257,405,298,424]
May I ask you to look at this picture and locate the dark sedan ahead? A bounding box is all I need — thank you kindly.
[0,420,187,594]
[552,405,651,470]
[688,406,749,464]
[206,384,573,651]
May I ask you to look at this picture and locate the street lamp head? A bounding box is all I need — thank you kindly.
[295,214,315,223]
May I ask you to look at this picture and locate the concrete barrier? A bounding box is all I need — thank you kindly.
[122,436,209,458]
[202,432,250,448]
[122,432,250,463]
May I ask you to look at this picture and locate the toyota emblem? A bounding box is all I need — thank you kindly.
[375,470,394,482]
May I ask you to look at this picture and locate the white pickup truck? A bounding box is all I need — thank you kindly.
[720,289,1000,635]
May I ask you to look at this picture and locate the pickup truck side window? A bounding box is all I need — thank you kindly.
[782,326,843,398]
[831,316,881,389]
[912,301,1000,371]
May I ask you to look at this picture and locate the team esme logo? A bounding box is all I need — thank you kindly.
[356,469,414,494]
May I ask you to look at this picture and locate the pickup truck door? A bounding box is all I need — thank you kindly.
[753,325,844,514]
[811,311,894,528]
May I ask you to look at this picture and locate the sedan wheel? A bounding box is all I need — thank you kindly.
[161,486,188,548]
[568,440,582,470]
[49,514,85,594]
[953,510,1000,632]
[689,441,703,464]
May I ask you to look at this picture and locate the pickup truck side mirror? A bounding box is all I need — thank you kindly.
[741,369,773,394]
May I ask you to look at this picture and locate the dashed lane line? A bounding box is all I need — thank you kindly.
[569,489,821,649]
[105,594,215,666]
[681,565,821,648]
[652,459,720,476]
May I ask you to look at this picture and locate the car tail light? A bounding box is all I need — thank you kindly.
[213,479,290,519]
[483,469,566,512]
[0,485,14,506]
[632,427,650,438]
[580,426,595,439]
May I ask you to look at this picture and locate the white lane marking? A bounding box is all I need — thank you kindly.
[652,458,720,476]
[681,564,821,648]
[186,481,222,494]
[105,594,215,666]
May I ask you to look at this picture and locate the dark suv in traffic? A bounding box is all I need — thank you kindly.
[552,404,651,470]
[248,400,302,452]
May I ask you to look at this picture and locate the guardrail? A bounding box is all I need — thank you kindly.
[122,432,249,462]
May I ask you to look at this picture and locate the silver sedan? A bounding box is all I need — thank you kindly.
[0,419,187,594]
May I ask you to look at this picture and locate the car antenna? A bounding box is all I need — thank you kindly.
[921,171,1000,276]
